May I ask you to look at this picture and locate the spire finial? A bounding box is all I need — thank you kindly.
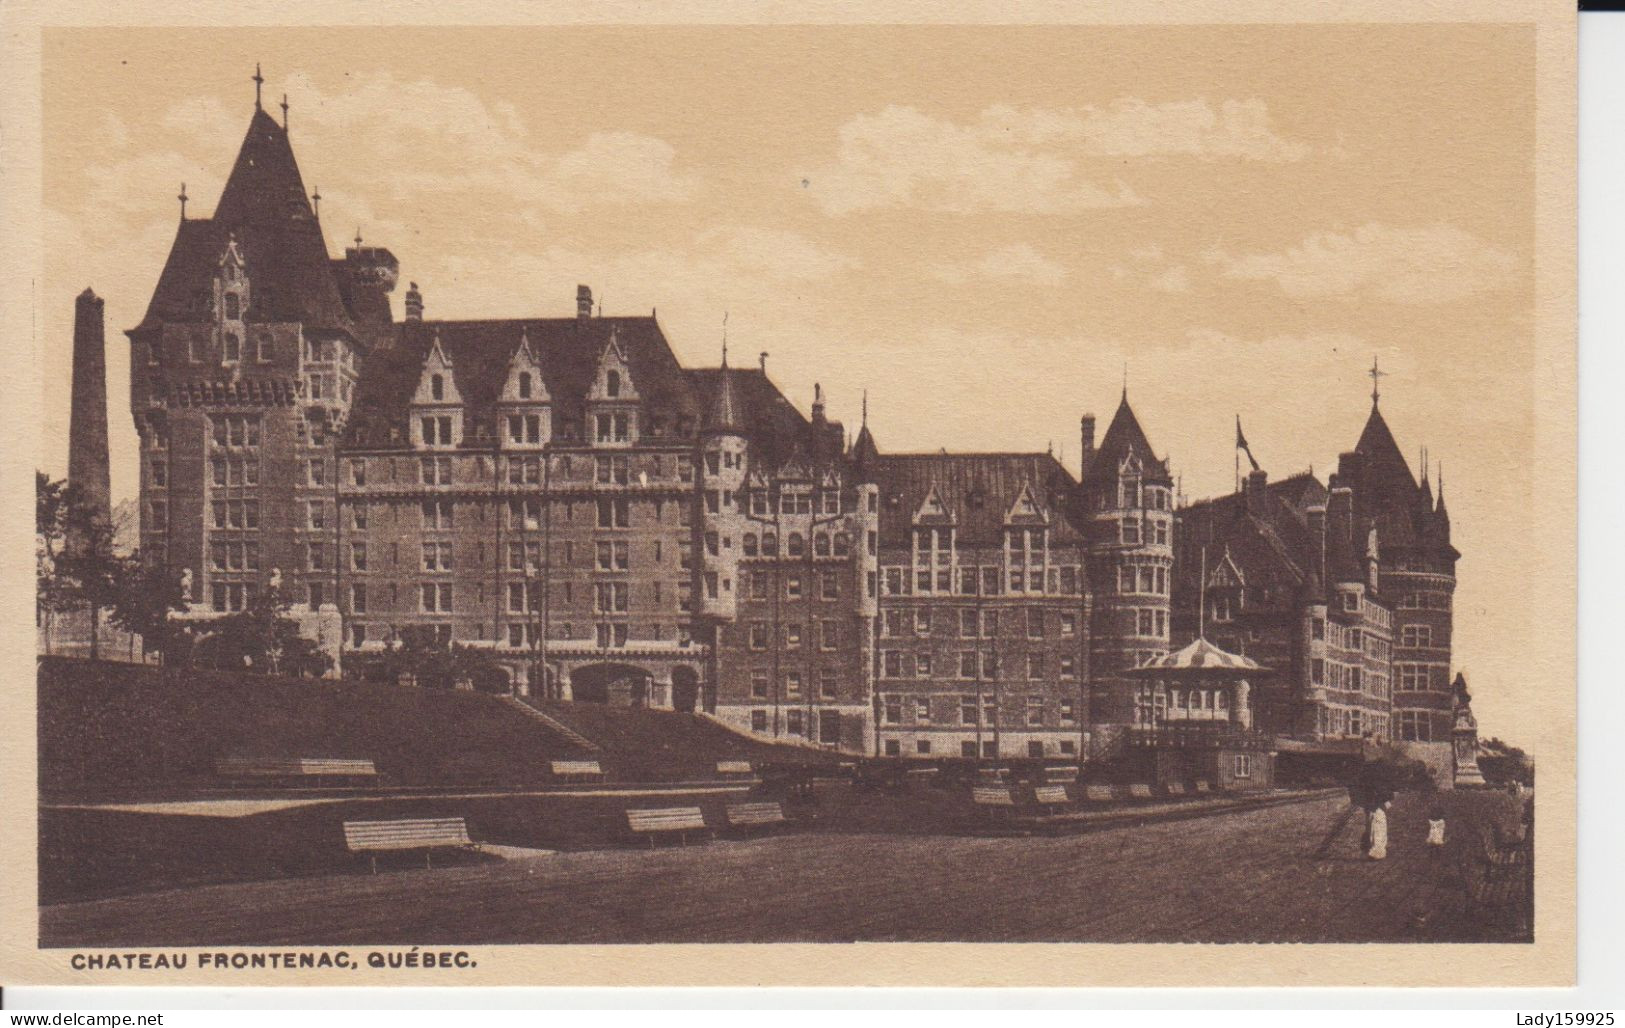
[355,227,363,249]
[177,182,188,221]
[1369,355,1386,406]
[253,64,264,109]
[311,186,321,219]
[721,311,728,366]
[280,92,289,127]
[861,389,868,426]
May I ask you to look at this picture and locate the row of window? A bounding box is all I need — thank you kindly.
[1394,709,1435,741]
[347,453,700,488]
[739,530,857,558]
[1396,591,1452,611]
[881,607,1080,641]
[1399,624,1440,648]
[878,738,1081,759]
[1317,706,1391,741]
[342,620,698,651]
[880,650,1080,681]
[746,668,841,700]
[1396,663,1452,692]
[748,621,847,651]
[1118,515,1171,547]
[880,564,1083,597]
[879,694,1081,728]
[747,707,842,743]
[1131,684,1233,725]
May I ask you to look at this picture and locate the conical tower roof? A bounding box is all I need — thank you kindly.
[1083,391,1171,490]
[704,350,745,434]
[134,102,352,335]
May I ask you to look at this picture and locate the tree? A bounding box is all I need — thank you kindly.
[36,473,76,625]
[38,473,121,660]
[105,554,192,666]
[194,589,331,678]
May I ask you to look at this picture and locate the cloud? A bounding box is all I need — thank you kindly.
[806,106,1142,215]
[1148,265,1190,293]
[1215,223,1521,303]
[929,243,1068,285]
[163,71,698,219]
[805,100,1306,215]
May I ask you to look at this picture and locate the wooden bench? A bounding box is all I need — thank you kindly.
[725,801,789,832]
[1083,784,1116,802]
[1164,782,1187,796]
[219,757,378,784]
[972,785,1016,807]
[550,759,605,781]
[1194,780,1212,794]
[343,817,473,874]
[1128,783,1154,800]
[716,760,754,776]
[626,806,711,847]
[1044,765,1080,783]
[1034,785,1071,809]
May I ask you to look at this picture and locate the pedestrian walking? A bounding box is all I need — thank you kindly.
[1366,799,1390,860]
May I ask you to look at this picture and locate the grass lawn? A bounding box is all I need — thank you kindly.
[40,787,1531,946]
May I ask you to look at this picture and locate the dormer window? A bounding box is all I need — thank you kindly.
[431,374,445,401]
[518,372,532,400]
[224,294,240,320]
[223,331,240,363]
[607,370,621,398]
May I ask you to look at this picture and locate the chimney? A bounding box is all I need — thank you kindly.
[1080,414,1096,474]
[812,382,826,422]
[1327,486,1355,580]
[1244,468,1268,515]
[577,284,593,320]
[1305,504,1327,587]
[403,281,423,321]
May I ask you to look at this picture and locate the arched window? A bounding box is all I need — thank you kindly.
[743,533,758,556]
[833,532,851,556]
[787,533,805,557]
[431,374,444,401]
[223,293,240,320]
[606,370,621,398]
[814,532,831,557]
[518,371,532,399]
[222,332,240,362]
[762,532,778,556]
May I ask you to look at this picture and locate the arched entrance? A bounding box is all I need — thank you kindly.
[570,662,653,707]
[671,666,700,713]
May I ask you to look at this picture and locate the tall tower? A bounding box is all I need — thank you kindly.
[1334,377,1458,782]
[699,350,748,622]
[1080,392,1175,754]
[67,288,112,553]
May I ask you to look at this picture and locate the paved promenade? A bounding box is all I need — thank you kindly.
[41,789,1528,946]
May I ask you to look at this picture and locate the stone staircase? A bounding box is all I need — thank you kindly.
[501,694,602,753]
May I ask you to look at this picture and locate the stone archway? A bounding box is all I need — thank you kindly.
[569,662,654,707]
[670,665,700,714]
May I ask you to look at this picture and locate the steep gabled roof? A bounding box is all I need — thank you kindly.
[872,452,1083,548]
[685,366,813,470]
[1083,393,1172,491]
[133,107,355,337]
[343,316,703,449]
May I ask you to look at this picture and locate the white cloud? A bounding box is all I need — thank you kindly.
[806,100,1306,215]
[807,106,1141,215]
[929,243,1068,285]
[1216,223,1521,303]
[1149,265,1190,293]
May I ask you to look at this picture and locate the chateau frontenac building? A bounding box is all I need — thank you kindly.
[114,83,1462,766]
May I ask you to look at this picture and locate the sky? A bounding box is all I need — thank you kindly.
[36,25,1535,743]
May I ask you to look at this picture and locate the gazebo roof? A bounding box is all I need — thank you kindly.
[1124,637,1271,678]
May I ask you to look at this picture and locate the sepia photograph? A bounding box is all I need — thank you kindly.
[3,1,1578,990]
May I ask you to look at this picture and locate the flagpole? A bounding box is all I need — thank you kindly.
[1234,416,1240,494]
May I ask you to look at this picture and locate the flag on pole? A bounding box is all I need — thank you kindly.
[1236,416,1260,471]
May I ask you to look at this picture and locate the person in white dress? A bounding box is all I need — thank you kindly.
[1366,800,1390,860]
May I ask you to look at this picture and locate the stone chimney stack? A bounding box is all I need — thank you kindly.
[577,284,593,320]
[403,281,423,321]
[1244,468,1269,515]
[1327,486,1356,580]
[1080,414,1096,475]
[67,288,111,553]
[1305,504,1327,586]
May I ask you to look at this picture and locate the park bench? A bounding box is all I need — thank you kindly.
[1464,827,1532,929]
[1034,785,1071,809]
[1128,783,1154,800]
[716,760,754,776]
[1194,780,1212,794]
[550,759,605,782]
[342,817,473,874]
[1083,784,1117,803]
[972,784,1016,808]
[1044,765,1080,783]
[218,757,377,785]
[1164,782,1187,797]
[626,806,711,847]
[725,801,789,833]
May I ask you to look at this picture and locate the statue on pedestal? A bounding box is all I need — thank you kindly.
[1452,672,1486,787]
